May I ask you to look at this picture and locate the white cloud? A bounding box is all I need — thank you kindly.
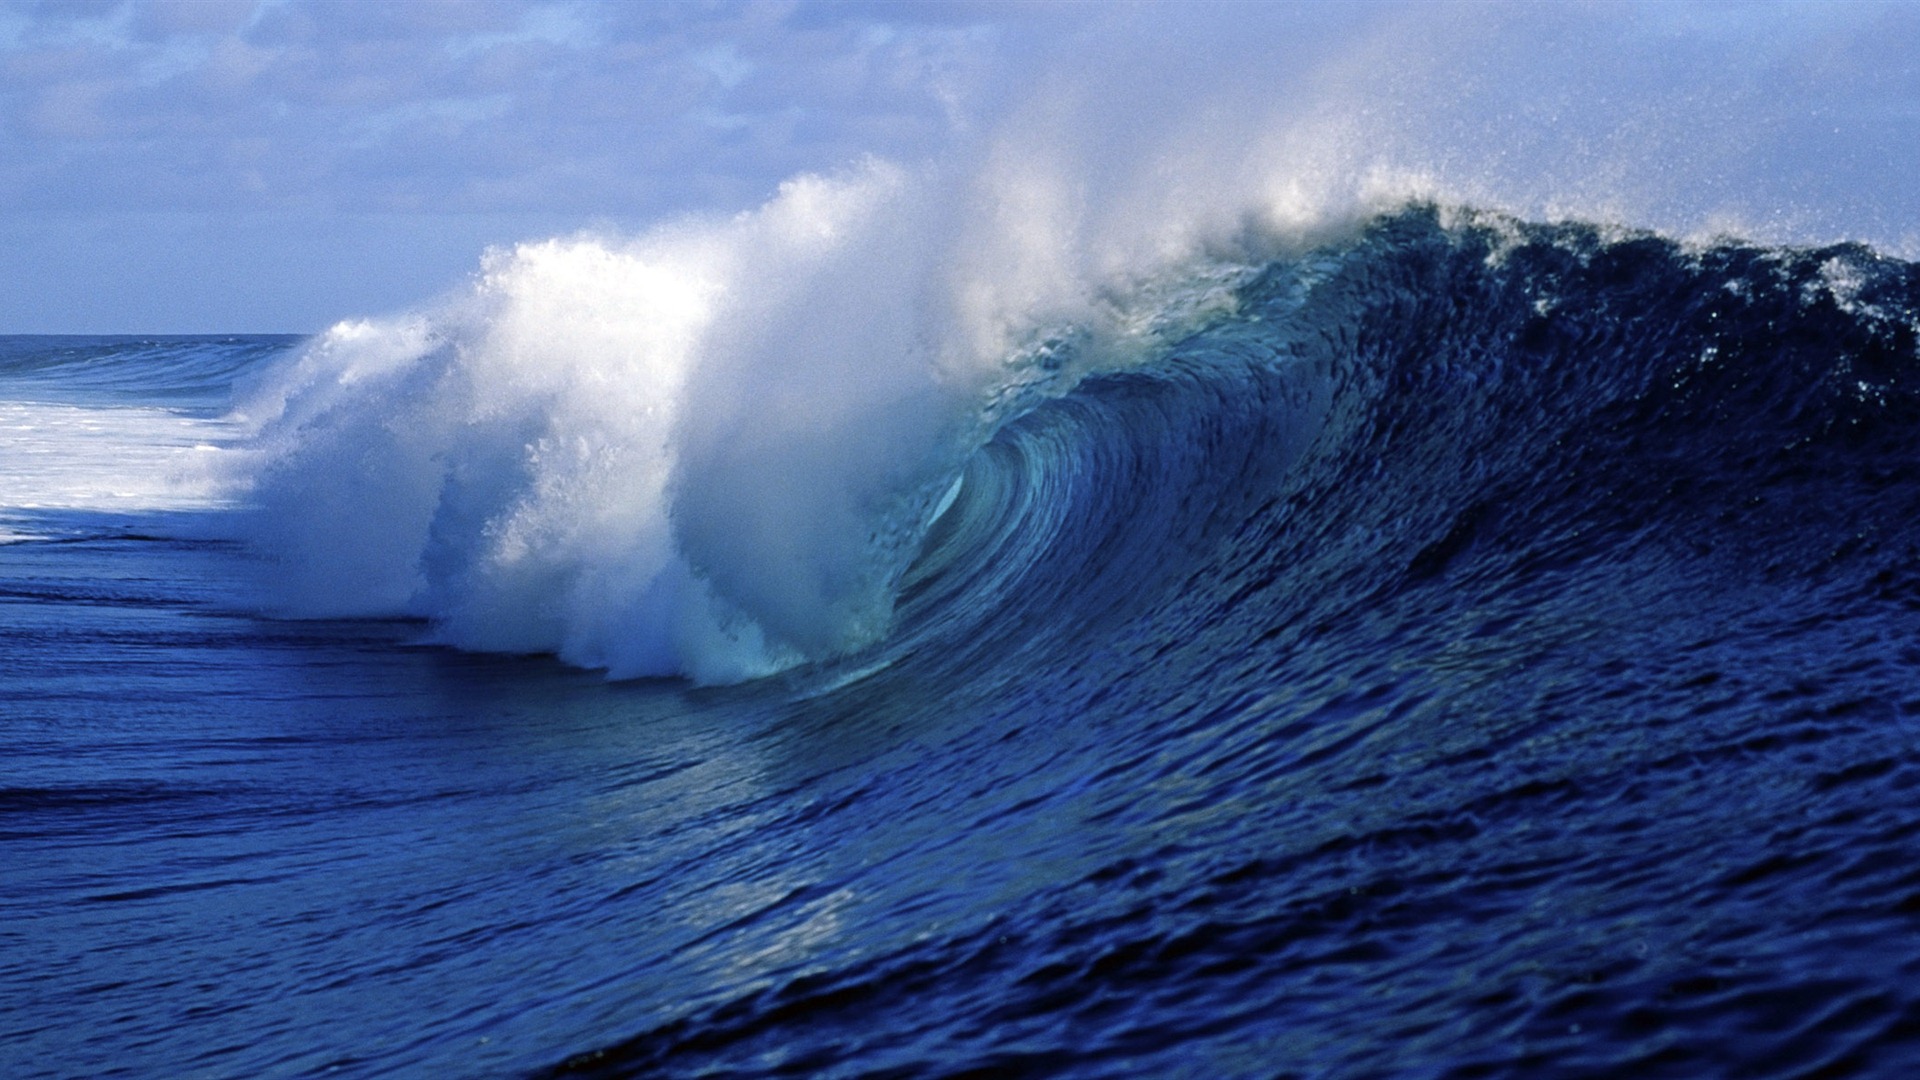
[442,2,599,57]
[692,41,752,89]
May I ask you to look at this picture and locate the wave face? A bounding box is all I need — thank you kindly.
[9,207,1920,1078]
[536,209,1920,1074]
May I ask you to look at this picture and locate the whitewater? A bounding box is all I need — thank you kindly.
[9,3,1920,1077]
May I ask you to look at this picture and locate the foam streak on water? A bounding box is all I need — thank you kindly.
[0,401,240,515]
[0,337,292,540]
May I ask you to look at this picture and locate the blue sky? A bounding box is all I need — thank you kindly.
[3,1,1917,332]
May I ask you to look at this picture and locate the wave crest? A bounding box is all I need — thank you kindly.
[238,167,953,682]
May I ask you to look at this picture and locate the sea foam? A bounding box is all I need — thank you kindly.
[237,165,991,681]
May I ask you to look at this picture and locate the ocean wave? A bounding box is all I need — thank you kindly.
[227,189,1920,692]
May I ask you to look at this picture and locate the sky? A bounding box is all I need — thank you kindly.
[2,0,1918,333]
[0,0,1084,331]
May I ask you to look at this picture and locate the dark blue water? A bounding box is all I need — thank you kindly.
[7,209,1920,1077]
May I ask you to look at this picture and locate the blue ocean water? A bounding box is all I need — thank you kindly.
[7,208,1920,1077]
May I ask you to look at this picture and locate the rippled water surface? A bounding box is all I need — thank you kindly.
[8,213,1920,1077]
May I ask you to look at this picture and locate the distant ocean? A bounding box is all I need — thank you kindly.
[8,204,1920,1077]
